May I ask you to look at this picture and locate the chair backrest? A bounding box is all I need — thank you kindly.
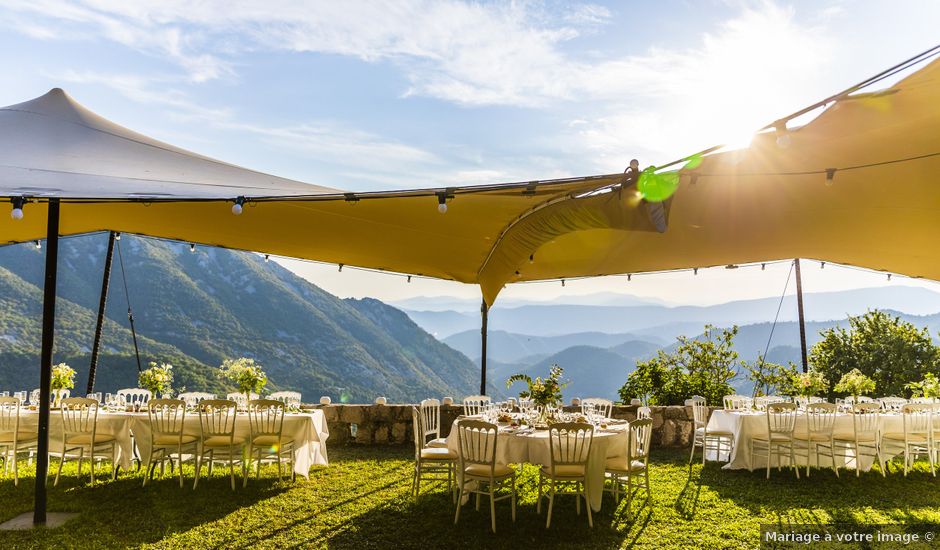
[198,399,238,438]
[901,403,932,437]
[247,399,286,439]
[147,398,186,437]
[411,407,426,458]
[0,396,21,435]
[627,418,653,465]
[178,392,216,407]
[33,388,70,405]
[910,397,936,404]
[723,394,751,410]
[117,388,151,405]
[879,397,907,412]
[765,402,798,435]
[636,406,652,420]
[804,402,838,435]
[60,397,100,436]
[462,395,491,416]
[852,402,881,439]
[419,398,441,442]
[691,401,709,428]
[455,419,498,472]
[581,398,613,418]
[268,391,302,407]
[755,395,787,411]
[547,422,593,469]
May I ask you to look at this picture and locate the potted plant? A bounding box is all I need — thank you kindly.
[218,357,267,402]
[506,364,567,424]
[139,362,174,399]
[789,368,828,406]
[834,368,876,404]
[905,372,940,402]
[50,363,75,408]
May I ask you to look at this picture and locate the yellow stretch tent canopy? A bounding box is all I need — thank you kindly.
[1,60,939,305]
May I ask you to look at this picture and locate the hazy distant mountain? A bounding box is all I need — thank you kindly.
[444,329,662,363]
[391,292,669,313]
[0,235,492,402]
[406,286,940,338]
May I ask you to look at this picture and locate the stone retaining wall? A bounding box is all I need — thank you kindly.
[304,403,712,448]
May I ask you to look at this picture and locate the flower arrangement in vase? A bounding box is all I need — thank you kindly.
[218,357,267,399]
[506,364,567,424]
[790,368,828,405]
[139,362,174,398]
[50,363,75,408]
[834,368,876,403]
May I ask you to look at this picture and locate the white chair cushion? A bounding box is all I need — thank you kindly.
[605,457,647,473]
[251,435,294,447]
[153,434,197,446]
[541,464,586,478]
[202,435,246,447]
[420,447,457,460]
[464,463,513,478]
[426,437,448,448]
[0,431,38,443]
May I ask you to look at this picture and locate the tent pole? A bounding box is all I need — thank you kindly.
[480,300,488,396]
[87,231,116,394]
[794,258,809,373]
[34,198,60,525]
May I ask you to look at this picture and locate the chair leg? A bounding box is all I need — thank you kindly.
[475,492,480,511]
[537,471,543,513]
[585,483,593,528]
[576,483,581,516]
[511,474,517,522]
[13,449,18,487]
[546,480,555,528]
[454,484,463,525]
[193,453,202,489]
[689,438,696,464]
[489,486,496,533]
[229,447,236,491]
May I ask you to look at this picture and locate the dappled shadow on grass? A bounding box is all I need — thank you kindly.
[0,460,289,548]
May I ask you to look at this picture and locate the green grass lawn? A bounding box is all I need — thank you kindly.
[0,446,938,549]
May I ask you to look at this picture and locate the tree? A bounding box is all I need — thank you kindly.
[742,356,798,397]
[809,310,940,398]
[619,325,739,406]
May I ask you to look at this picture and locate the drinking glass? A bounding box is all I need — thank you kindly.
[13,391,26,404]
[0,391,8,397]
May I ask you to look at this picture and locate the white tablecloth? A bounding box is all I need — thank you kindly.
[130,410,330,478]
[19,410,136,471]
[706,410,904,471]
[446,418,629,512]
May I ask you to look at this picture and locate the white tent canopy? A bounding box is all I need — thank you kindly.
[0,88,337,199]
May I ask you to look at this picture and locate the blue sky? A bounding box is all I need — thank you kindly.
[1,0,938,304]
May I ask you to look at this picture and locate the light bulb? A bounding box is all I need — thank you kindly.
[115,232,121,241]
[407,275,412,283]
[10,197,26,220]
[775,133,791,148]
[232,203,243,215]
[10,208,22,220]
[35,240,41,249]
[437,202,447,214]
[825,168,836,186]
[338,264,344,272]
[528,254,534,264]
[264,254,269,263]
[189,243,196,253]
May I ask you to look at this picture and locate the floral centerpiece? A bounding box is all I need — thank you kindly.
[834,368,876,402]
[218,357,267,398]
[906,373,940,401]
[51,363,75,408]
[139,362,174,398]
[790,369,828,398]
[506,365,567,424]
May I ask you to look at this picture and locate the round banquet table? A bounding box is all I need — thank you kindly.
[706,409,907,471]
[445,417,630,512]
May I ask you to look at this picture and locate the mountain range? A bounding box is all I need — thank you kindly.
[0,234,493,403]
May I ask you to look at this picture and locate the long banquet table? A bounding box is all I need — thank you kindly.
[446,417,630,512]
[706,409,905,471]
[17,409,330,478]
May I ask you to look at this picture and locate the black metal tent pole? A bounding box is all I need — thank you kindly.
[480,300,488,396]
[87,231,116,394]
[794,258,809,373]
[34,198,60,525]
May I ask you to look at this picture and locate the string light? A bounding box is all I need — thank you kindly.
[627,274,632,282]
[114,232,121,241]
[694,268,698,275]
[514,270,521,278]
[561,279,566,287]
[825,168,836,186]
[407,275,412,283]
[338,263,344,272]
[437,193,448,214]
[34,240,41,249]
[887,273,892,281]
[761,263,766,271]
[189,243,196,253]
[821,262,826,269]
[725,264,739,270]
[10,197,25,220]
[264,254,269,263]
[529,254,534,264]
[232,196,247,215]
